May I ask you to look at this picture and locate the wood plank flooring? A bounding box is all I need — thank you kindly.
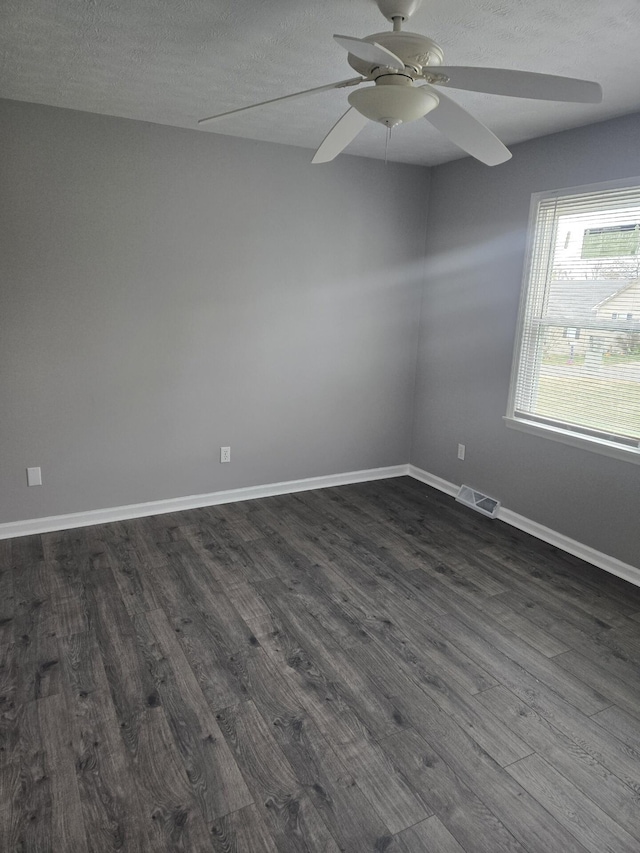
[2,476,640,851]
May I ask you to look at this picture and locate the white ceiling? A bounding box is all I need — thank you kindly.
[1,0,639,166]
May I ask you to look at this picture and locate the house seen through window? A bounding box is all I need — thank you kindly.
[507,179,640,458]
[581,222,640,259]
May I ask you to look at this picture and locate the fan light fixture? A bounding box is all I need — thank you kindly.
[348,79,439,127]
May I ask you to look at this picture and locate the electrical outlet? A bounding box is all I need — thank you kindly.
[457,444,465,461]
[220,446,231,464]
[27,466,42,486]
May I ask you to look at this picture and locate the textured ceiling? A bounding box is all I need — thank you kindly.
[1,0,639,166]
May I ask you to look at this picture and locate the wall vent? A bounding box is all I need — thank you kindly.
[456,485,500,518]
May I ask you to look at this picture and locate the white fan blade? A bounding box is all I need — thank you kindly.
[431,66,602,103]
[312,108,370,164]
[334,35,405,71]
[424,86,511,166]
[198,77,363,124]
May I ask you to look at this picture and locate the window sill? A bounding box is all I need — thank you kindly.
[503,416,640,465]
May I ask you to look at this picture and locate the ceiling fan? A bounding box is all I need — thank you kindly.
[198,0,602,166]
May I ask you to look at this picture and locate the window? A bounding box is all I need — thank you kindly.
[506,178,640,462]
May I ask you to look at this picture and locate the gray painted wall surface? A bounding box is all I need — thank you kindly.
[0,99,429,523]
[2,97,637,569]
[411,113,640,568]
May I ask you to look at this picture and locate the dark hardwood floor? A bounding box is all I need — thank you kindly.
[2,476,640,852]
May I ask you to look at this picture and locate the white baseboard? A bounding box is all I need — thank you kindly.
[3,461,638,590]
[407,465,458,498]
[0,464,409,540]
[408,464,640,588]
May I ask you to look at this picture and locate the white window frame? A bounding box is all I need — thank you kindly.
[504,176,640,465]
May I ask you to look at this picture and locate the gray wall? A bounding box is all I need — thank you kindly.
[0,99,429,523]
[3,97,637,568]
[411,113,640,567]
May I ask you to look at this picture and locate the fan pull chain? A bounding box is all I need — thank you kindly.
[384,125,392,164]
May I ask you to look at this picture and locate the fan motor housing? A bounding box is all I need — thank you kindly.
[347,32,444,78]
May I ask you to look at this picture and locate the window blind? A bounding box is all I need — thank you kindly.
[512,181,640,450]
